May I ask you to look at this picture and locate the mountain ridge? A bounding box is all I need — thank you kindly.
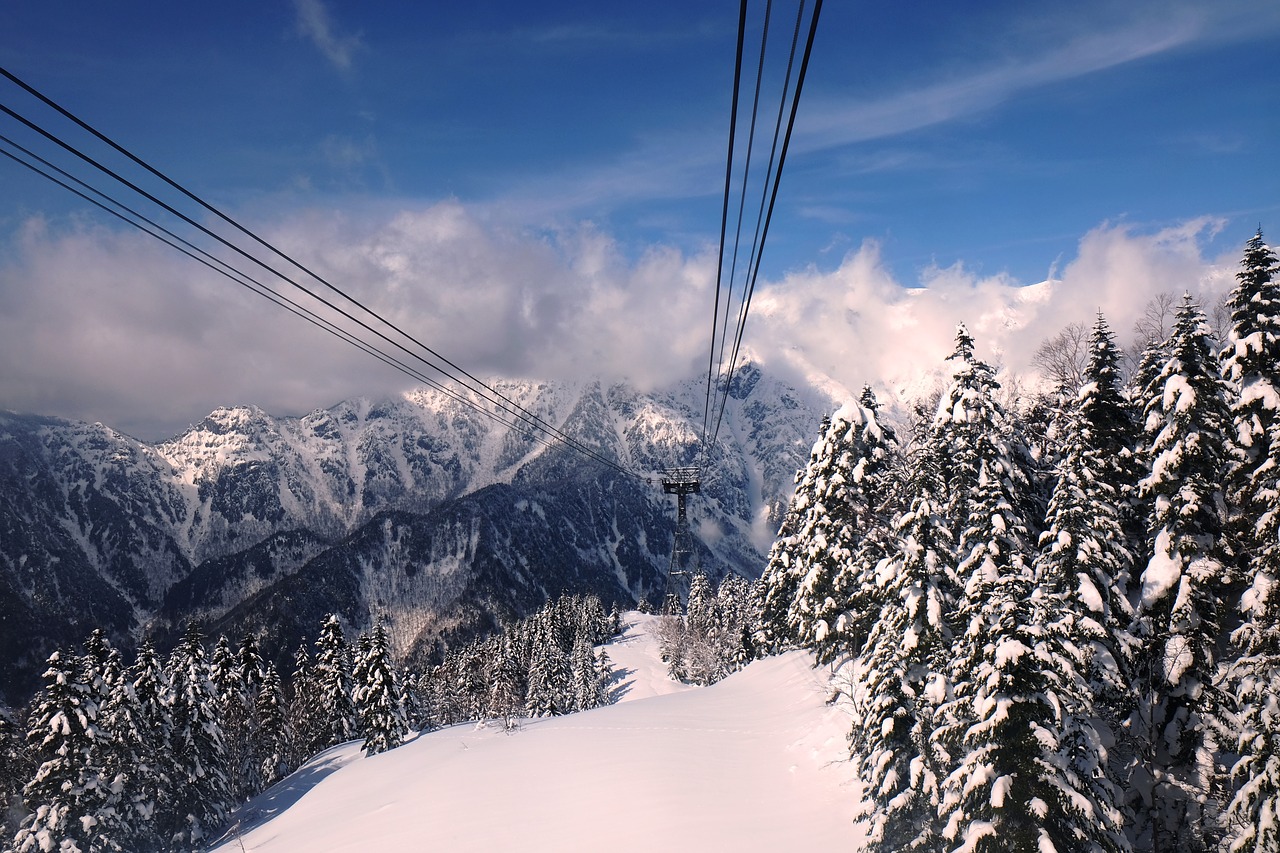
[0,366,838,703]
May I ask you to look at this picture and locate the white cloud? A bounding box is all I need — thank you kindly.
[747,218,1234,404]
[0,204,1239,441]
[292,0,362,72]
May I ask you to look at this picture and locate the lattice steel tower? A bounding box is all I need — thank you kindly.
[661,466,701,613]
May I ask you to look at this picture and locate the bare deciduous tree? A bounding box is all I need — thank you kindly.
[1033,321,1089,393]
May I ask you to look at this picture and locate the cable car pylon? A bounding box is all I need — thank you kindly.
[660,466,701,614]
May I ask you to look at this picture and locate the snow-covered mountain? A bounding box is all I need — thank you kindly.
[0,365,836,703]
[207,614,863,853]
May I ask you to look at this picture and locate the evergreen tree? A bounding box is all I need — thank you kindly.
[255,663,291,790]
[931,456,1127,852]
[932,325,1040,552]
[1218,231,1280,853]
[1222,228,1280,574]
[787,395,897,662]
[851,444,957,851]
[314,615,357,748]
[1131,294,1233,852]
[1223,566,1280,853]
[569,636,607,713]
[101,638,170,851]
[756,416,831,653]
[13,649,118,853]
[1,701,31,843]
[486,638,525,731]
[353,624,407,756]
[934,565,1128,852]
[1034,314,1139,784]
[286,641,325,766]
[525,619,571,718]
[222,633,268,801]
[165,622,229,848]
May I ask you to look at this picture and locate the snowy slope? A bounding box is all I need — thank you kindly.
[210,615,864,852]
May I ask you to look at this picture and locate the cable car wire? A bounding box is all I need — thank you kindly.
[702,0,822,457]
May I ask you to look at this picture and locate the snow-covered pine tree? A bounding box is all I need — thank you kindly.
[1221,228,1280,571]
[1034,313,1140,778]
[12,650,100,853]
[1220,229,1280,853]
[12,645,120,853]
[98,638,169,852]
[1222,566,1280,853]
[932,324,1037,548]
[0,701,30,844]
[525,618,571,718]
[314,615,358,748]
[399,668,429,732]
[286,640,325,766]
[716,572,759,673]
[353,623,407,756]
[255,663,291,790]
[105,637,171,850]
[487,638,525,730]
[756,415,831,653]
[570,635,603,713]
[935,461,1128,852]
[222,632,268,801]
[592,649,614,709]
[850,441,957,852]
[788,393,897,662]
[455,645,489,722]
[1132,294,1233,852]
[165,622,230,848]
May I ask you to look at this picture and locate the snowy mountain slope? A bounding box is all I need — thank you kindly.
[0,366,838,702]
[209,615,864,853]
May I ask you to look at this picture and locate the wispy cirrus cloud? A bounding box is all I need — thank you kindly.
[797,13,1203,152]
[292,0,363,71]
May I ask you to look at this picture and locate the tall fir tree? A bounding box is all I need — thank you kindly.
[850,442,957,851]
[486,638,525,731]
[13,646,120,853]
[223,633,268,801]
[525,618,571,718]
[787,394,897,662]
[1131,294,1233,852]
[165,622,230,848]
[935,461,1128,852]
[0,701,32,844]
[1034,314,1140,790]
[1221,228,1280,569]
[109,637,172,851]
[314,615,358,748]
[1220,229,1280,853]
[932,324,1037,549]
[255,663,292,789]
[756,416,832,653]
[353,623,407,756]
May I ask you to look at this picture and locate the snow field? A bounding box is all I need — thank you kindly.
[212,614,863,852]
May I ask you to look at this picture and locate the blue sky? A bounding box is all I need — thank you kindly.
[1,0,1278,437]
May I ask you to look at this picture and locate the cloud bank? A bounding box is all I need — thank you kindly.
[0,203,1238,441]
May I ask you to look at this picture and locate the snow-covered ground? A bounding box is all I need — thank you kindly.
[209,614,864,852]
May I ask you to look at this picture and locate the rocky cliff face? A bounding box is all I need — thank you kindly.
[0,367,834,702]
